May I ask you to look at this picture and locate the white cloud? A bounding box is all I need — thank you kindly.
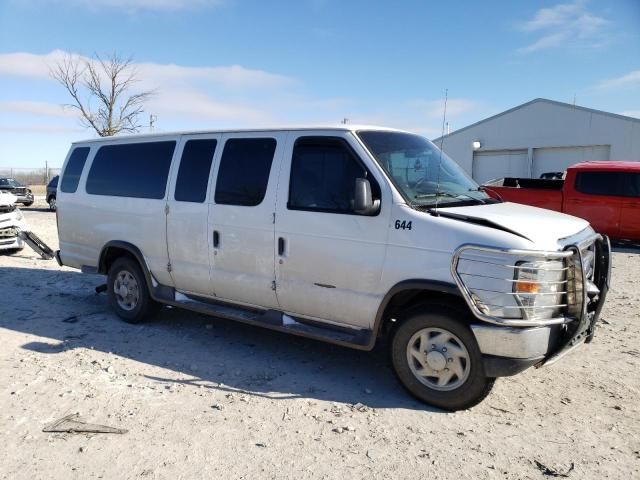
[517,0,610,53]
[147,89,272,124]
[0,49,488,139]
[594,70,640,90]
[621,110,640,119]
[0,50,69,79]
[0,50,294,90]
[135,62,294,91]
[0,124,84,134]
[0,101,77,118]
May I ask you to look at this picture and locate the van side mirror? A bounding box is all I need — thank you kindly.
[354,178,380,215]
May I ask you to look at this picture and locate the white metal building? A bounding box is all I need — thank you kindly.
[434,98,640,184]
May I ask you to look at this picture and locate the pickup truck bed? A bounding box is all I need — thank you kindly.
[482,162,640,242]
[484,178,564,211]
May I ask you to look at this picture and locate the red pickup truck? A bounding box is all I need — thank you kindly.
[483,161,640,242]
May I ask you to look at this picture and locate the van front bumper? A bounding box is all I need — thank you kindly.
[471,324,561,376]
[462,235,611,377]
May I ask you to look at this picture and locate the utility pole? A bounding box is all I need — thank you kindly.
[149,114,157,132]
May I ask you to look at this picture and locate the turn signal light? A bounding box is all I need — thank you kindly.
[515,281,539,294]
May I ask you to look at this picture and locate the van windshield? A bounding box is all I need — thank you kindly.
[357,130,489,207]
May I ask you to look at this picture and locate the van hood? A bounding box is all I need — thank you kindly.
[437,201,590,247]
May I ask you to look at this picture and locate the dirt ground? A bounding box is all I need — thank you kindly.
[1,200,639,480]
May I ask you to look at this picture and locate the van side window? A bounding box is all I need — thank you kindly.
[214,138,277,206]
[175,139,217,203]
[86,141,176,199]
[288,137,379,214]
[60,147,90,193]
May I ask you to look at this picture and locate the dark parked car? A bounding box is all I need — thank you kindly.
[47,175,59,211]
[0,178,34,206]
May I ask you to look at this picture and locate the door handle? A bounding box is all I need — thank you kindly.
[213,230,220,248]
[278,237,285,256]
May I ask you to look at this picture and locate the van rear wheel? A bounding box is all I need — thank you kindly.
[390,303,494,411]
[107,257,159,323]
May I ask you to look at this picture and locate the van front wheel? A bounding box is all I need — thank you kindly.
[390,304,494,411]
[107,257,159,323]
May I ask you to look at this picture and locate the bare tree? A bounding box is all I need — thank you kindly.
[51,53,154,137]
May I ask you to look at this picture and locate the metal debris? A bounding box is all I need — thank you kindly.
[43,413,127,434]
[534,460,575,477]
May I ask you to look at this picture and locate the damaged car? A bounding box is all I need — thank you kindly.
[0,191,27,253]
[0,177,34,206]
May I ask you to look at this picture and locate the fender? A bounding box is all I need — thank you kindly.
[367,279,463,349]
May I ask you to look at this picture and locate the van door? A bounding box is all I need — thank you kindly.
[166,135,220,296]
[208,133,286,309]
[274,132,390,330]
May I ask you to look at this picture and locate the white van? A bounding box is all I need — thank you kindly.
[56,126,611,410]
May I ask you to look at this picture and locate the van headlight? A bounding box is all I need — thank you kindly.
[513,260,566,320]
[452,245,574,326]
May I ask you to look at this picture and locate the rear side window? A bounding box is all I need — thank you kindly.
[175,139,217,203]
[60,147,90,193]
[86,141,176,199]
[621,173,640,197]
[575,171,640,197]
[288,137,378,213]
[214,138,277,206]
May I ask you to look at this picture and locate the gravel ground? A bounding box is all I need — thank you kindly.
[1,201,639,480]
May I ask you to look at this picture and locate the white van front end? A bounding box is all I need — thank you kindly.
[357,129,611,408]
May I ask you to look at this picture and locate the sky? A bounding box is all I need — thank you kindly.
[0,0,639,168]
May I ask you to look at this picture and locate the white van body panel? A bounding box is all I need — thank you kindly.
[273,130,392,329]
[166,134,221,296]
[380,203,536,294]
[57,136,180,287]
[207,131,288,309]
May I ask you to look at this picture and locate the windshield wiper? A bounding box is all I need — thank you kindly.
[414,191,486,204]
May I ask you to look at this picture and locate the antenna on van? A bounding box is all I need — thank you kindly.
[434,89,449,214]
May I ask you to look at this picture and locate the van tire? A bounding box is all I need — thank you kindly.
[390,303,494,411]
[107,257,159,323]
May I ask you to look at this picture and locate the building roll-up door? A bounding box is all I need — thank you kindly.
[532,145,610,178]
[472,149,529,184]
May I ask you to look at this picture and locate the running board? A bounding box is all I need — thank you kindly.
[18,230,54,260]
[159,290,372,349]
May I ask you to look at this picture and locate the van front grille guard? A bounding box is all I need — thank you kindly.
[451,242,598,328]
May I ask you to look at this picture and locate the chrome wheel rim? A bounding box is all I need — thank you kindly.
[114,270,139,311]
[406,327,471,391]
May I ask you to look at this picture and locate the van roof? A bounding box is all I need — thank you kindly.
[71,124,409,145]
